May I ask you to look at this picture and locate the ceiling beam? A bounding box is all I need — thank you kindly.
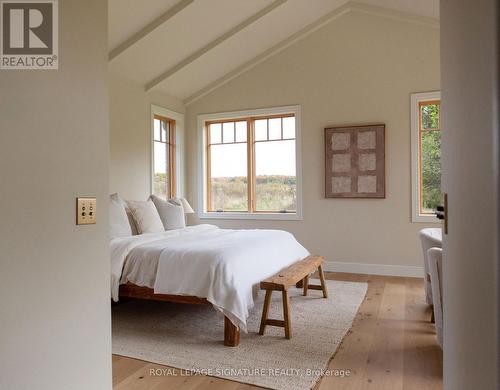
[109,0,194,61]
[184,2,351,105]
[184,1,439,105]
[144,0,288,91]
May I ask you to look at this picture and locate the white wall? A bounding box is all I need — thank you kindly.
[0,1,111,389]
[185,10,441,274]
[441,0,499,388]
[109,73,185,200]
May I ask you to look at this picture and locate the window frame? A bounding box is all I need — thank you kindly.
[410,91,442,223]
[153,114,176,198]
[151,105,184,199]
[198,105,302,220]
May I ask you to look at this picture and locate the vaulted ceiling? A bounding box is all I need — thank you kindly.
[108,0,439,104]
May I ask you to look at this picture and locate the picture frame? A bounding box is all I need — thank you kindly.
[324,124,385,198]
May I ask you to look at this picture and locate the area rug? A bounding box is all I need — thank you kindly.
[112,279,367,390]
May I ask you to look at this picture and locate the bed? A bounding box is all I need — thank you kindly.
[111,224,310,346]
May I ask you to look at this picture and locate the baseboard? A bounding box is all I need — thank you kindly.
[323,261,424,278]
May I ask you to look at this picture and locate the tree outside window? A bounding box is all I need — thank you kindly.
[419,101,442,213]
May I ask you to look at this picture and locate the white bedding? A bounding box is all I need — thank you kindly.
[110,224,309,331]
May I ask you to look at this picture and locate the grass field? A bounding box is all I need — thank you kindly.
[210,175,296,212]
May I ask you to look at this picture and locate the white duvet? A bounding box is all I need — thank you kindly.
[110,224,309,331]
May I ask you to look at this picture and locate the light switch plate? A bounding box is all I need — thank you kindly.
[76,197,96,225]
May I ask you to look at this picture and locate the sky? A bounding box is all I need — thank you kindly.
[209,116,296,178]
[155,139,296,177]
[154,117,297,178]
[210,140,296,177]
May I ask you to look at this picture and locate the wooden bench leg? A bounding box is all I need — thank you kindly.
[303,275,309,296]
[259,290,273,335]
[318,264,328,298]
[224,316,240,347]
[282,290,291,339]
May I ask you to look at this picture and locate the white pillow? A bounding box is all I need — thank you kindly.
[151,195,186,230]
[124,205,139,235]
[126,199,164,234]
[109,193,132,240]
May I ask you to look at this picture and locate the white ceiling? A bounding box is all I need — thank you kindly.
[109,0,181,51]
[108,0,439,103]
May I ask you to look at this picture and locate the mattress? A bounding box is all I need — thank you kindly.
[110,224,309,331]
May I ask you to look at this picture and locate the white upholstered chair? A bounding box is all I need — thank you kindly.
[419,228,442,306]
[427,247,443,348]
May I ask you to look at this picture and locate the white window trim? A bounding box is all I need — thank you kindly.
[411,91,441,223]
[151,105,184,197]
[197,105,303,221]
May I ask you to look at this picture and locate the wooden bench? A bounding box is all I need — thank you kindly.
[259,255,328,339]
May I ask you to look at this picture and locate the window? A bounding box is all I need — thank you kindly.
[199,106,302,220]
[411,91,442,222]
[151,105,184,200]
[153,115,176,199]
[206,120,248,212]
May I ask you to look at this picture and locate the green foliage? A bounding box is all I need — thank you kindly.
[420,103,442,212]
[421,131,442,211]
[211,176,296,212]
[421,104,439,129]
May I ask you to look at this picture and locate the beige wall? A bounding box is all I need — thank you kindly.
[185,11,441,272]
[441,0,499,388]
[109,73,184,200]
[0,1,111,389]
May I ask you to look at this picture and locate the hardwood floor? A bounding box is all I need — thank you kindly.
[112,273,443,390]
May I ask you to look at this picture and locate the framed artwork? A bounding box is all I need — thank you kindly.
[324,124,385,198]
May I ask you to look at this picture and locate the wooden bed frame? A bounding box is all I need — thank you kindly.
[118,283,240,347]
[117,255,324,347]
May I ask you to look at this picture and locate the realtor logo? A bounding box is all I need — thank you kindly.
[1,0,58,69]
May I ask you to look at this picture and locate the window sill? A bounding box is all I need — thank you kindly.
[198,211,303,221]
[412,214,442,223]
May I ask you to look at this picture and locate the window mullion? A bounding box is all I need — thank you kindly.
[169,120,176,198]
[247,118,255,213]
[166,121,170,198]
[206,125,212,212]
